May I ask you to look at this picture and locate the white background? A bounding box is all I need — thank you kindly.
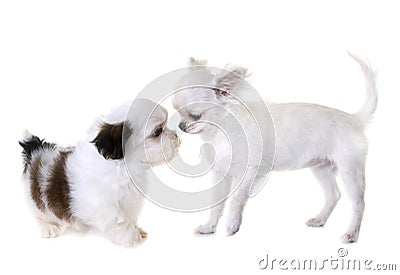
[1,0,399,274]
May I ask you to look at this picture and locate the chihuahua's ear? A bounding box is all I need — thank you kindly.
[214,65,249,96]
[92,122,133,160]
[187,57,208,66]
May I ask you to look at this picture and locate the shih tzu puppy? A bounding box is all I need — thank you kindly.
[172,53,377,243]
[19,99,180,247]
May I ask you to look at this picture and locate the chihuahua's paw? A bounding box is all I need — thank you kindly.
[341,232,359,243]
[195,224,216,234]
[226,219,241,236]
[306,217,326,227]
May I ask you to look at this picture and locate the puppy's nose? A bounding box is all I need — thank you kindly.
[178,121,187,132]
[174,132,178,138]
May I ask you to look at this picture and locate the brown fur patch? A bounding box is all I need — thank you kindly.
[46,151,72,221]
[30,155,45,212]
[92,122,132,160]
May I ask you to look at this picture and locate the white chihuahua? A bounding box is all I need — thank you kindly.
[172,53,377,243]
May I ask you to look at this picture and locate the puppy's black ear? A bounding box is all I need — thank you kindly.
[187,57,208,66]
[92,122,133,160]
[214,65,249,96]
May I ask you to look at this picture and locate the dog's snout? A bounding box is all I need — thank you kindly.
[174,132,178,138]
[178,121,187,132]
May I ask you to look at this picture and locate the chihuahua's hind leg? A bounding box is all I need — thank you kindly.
[306,162,341,227]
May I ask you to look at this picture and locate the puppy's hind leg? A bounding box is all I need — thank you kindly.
[38,215,67,238]
[306,162,341,227]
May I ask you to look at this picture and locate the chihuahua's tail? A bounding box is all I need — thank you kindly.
[348,52,378,126]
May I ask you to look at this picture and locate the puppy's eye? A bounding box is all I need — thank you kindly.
[212,87,228,96]
[190,114,201,121]
[152,128,163,138]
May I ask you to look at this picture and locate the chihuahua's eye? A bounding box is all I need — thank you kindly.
[152,128,163,138]
[190,114,201,121]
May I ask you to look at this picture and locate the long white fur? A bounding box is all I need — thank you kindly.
[172,53,377,243]
[21,99,180,246]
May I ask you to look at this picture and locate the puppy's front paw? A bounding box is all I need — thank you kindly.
[195,224,216,234]
[226,219,241,236]
[138,227,148,239]
[112,227,145,247]
[306,217,325,227]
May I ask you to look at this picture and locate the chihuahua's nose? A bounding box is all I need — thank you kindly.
[178,121,187,132]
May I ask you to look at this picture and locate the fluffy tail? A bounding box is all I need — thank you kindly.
[348,52,378,126]
[19,130,55,171]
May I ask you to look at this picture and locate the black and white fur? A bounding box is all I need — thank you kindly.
[19,99,180,247]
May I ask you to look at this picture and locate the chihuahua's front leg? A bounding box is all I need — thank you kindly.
[195,172,232,234]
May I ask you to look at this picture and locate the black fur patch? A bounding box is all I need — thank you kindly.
[92,122,132,160]
[19,135,56,173]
